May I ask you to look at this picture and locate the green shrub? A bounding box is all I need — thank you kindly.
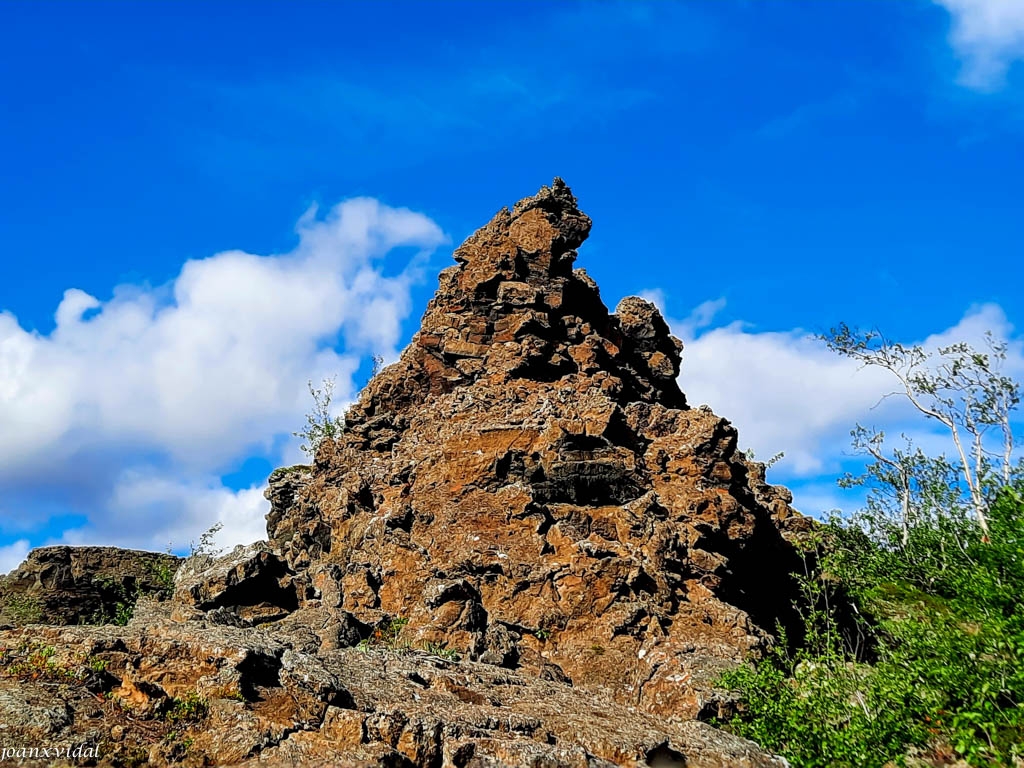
[2,642,81,682]
[113,601,134,626]
[357,616,411,652]
[147,559,177,597]
[722,325,1024,766]
[294,377,346,459]
[1,593,43,624]
[87,576,139,625]
[421,641,460,661]
[720,485,1024,767]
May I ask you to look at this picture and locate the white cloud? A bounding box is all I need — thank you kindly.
[678,319,896,476]
[674,297,727,340]
[933,0,1024,90]
[0,539,30,576]
[0,197,445,556]
[637,288,667,313]
[670,300,1022,514]
[62,473,269,554]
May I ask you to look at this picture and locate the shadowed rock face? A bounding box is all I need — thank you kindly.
[0,546,181,627]
[0,181,803,767]
[267,179,804,719]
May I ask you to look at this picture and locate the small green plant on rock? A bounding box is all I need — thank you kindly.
[3,642,82,682]
[0,593,43,624]
[180,522,227,576]
[357,616,411,653]
[356,617,463,660]
[113,600,134,626]
[147,559,177,597]
[88,576,139,626]
[105,744,148,768]
[189,522,224,560]
[162,690,209,724]
[421,641,460,661]
[294,377,346,459]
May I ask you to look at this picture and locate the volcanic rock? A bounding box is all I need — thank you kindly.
[0,180,804,767]
[171,542,299,626]
[266,178,803,718]
[0,620,784,767]
[0,546,181,627]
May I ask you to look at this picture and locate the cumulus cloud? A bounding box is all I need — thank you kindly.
[933,0,1024,90]
[0,539,30,576]
[678,317,895,476]
[664,299,1022,514]
[0,197,445,555]
[63,473,270,555]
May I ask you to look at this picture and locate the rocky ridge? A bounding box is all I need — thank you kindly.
[0,180,804,767]
[0,547,181,628]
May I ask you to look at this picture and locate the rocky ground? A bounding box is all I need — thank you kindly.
[0,180,807,767]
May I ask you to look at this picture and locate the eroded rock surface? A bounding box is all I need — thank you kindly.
[172,542,300,626]
[0,180,803,766]
[267,178,803,719]
[0,618,784,767]
[0,547,181,627]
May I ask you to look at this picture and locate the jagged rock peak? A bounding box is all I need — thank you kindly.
[264,180,805,721]
[344,179,687,449]
[446,176,593,300]
[460,176,598,272]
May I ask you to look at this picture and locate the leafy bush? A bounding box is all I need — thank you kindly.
[0,593,43,624]
[724,488,1024,766]
[2,642,84,683]
[357,616,410,652]
[162,690,209,723]
[188,522,224,561]
[147,559,177,598]
[720,328,1024,767]
[87,576,137,626]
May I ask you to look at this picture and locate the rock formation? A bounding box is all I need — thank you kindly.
[0,180,804,767]
[0,547,181,627]
[266,178,803,718]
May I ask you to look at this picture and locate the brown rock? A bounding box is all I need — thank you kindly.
[0,546,181,627]
[172,541,299,625]
[0,180,804,767]
[267,178,804,719]
[0,619,784,767]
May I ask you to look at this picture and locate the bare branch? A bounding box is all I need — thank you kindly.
[819,324,1020,538]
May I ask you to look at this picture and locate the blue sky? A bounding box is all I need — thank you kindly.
[1,0,1023,569]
